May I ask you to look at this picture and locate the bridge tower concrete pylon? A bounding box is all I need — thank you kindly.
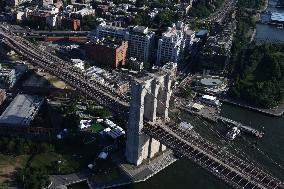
[125,63,176,166]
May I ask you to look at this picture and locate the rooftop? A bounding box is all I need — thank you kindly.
[0,94,44,126]
[271,12,284,22]
[90,38,126,49]
[129,25,149,34]
[202,95,217,101]
[200,78,222,86]
[196,30,209,37]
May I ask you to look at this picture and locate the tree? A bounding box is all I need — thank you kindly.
[37,143,55,154]
[135,0,148,7]
[87,105,112,118]
[0,0,5,11]
[21,167,49,189]
[81,15,97,31]
[131,11,150,26]
[63,113,80,130]
[6,140,16,153]
[154,9,176,28]
[229,44,284,108]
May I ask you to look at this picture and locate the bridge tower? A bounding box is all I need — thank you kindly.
[125,63,176,165]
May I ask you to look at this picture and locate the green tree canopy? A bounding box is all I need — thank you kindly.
[229,44,284,108]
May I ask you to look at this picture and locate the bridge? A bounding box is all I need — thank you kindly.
[144,122,282,189]
[0,24,283,189]
[3,24,89,42]
[0,25,130,114]
[11,29,89,37]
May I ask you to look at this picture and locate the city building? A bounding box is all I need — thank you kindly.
[0,68,16,89]
[85,66,130,94]
[71,59,85,70]
[270,12,284,25]
[15,11,25,21]
[126,57,144,71]
[199,95,221,107]
[199,22,234,72]
[260,11,284,25]
[0,94,44,127]
[91,22,155,63]
[93,22,128,41]
[195,29,209,39]
[184,29,197,52]
[101,119,125,139]
[0,90,6,106]
[40,0,54,7]
[46,14,58,27]
[156,23,185,66]
[127,26,155,63]
[86,38,128,69]
[6,0,28,7]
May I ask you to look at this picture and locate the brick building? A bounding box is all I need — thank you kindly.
[0,90,6,106]
[86,38,128,69]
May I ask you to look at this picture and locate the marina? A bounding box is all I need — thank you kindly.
[218,116,265,138]
[179,102,264,139]
[256,0,284,44]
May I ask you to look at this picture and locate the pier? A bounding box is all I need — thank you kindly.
[218,116,264,138]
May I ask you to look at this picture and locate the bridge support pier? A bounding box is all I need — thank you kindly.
[125,64,176,166]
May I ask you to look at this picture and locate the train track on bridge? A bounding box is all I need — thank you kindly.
[143,122,284,189]
[0,27,130,114]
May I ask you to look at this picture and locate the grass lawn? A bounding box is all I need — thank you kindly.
[90,159,120,183]
[28,136,101,175]
[30,152,80,175]
[91,123,105,133]
[0,154,30,187]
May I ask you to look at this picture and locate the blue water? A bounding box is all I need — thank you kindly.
[256,0,284,44]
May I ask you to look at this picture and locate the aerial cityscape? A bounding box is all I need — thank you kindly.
[0,0,284,188]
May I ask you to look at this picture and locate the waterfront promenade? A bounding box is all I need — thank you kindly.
[48,150,177,189]
[220,98,284,117]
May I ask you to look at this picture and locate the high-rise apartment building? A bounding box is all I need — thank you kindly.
[156,22,185,66]
[91,22,155,63]
[86,38,128,69]
[93,22,128,41]
[0,68,16,89]
[127,26,155,63]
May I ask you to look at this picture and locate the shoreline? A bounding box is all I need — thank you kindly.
[220,98,284,117]
[49,150,178,189]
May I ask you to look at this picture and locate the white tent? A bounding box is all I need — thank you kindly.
[98,152,108,159]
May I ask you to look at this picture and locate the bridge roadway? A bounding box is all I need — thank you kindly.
[143,122,283,189]
[0,27,130,114]
[19,30,89,36]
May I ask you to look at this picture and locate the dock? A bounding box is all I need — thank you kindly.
[218,116,264,138]
[177,102,219,122]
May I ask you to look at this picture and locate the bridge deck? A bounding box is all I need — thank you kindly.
[143,123,282,189]
[0,29,130,115]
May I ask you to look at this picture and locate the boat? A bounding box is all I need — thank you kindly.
[226,127,240,140]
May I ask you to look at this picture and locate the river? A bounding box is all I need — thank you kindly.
[120,103,284,189]
[256,0,284,44]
